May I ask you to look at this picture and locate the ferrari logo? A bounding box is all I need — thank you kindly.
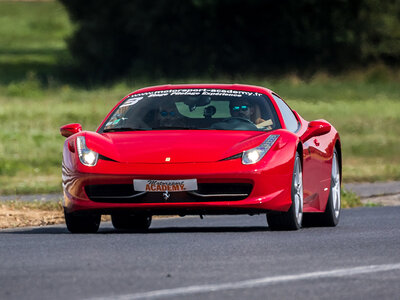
[163,191,170,201]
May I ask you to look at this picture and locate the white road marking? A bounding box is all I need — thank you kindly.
[88,263,400,300]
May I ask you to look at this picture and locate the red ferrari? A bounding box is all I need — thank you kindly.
[60,84,341,233]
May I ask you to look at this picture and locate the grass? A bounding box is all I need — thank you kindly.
[0,82,130,194]
[0,1,73,85]
[341,189,362,208]
[1,199,63,211]
[284,83,400,182]
[0,1,399,197]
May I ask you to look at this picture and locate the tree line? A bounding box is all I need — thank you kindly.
[60,0,400,81]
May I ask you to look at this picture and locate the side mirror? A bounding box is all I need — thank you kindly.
[301,120,331,142]
[60,123,82,138]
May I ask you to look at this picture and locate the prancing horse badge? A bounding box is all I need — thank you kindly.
[163,191,170,201]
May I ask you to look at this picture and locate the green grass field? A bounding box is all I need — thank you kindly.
[0,0,72,85]
[0,1,399,207]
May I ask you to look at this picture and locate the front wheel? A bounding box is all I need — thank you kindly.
[267,152,303,230]
[64,209,101,233]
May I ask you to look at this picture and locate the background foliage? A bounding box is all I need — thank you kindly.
[60,0,400,81]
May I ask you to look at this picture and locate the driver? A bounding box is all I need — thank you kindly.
[229,99,265,124]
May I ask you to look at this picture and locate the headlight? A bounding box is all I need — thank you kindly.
[76,136,99,167]
[242,135,279,165]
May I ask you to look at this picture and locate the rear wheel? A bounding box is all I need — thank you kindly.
[303,149,341,227]
[111,214,152,231]
[64,209,101,233]
[267,152,303,230]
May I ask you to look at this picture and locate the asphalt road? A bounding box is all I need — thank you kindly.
[1,206,400,300]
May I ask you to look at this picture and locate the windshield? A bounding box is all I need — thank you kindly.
[100,89,281,132]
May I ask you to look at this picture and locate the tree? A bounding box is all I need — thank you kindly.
[60,0,400,81]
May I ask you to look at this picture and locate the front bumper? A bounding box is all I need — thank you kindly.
[63,155,294,215]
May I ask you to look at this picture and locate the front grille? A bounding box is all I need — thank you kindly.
[85,183,253,203]
[85,184,145,203]
[196,183,252,195]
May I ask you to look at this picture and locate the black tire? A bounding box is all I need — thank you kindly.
[267,152,303,230]
[303,149,341,227]
[64,209,101,233]
[111,214,152,231]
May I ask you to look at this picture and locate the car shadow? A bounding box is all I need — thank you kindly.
[0,225,270,234]
[118,226,270,234]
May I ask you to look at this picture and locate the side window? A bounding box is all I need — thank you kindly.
[272,95,299,133]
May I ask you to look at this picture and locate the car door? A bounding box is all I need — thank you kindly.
[301,134,332,211]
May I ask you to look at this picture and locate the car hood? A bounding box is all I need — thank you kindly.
[85,130,274,163]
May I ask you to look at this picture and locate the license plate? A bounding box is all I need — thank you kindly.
[133,179,198,192]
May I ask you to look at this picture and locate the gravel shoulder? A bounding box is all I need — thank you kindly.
[344,181,400,207]
[344,181,400,198]
[360,194,400,207]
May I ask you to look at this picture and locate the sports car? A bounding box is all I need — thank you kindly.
[60,84,341,233]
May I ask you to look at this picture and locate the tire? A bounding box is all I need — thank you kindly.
[111,214,152,231]
[321,149,341,226]
[303,149,341,227]
[64,209,101,233]
[267,152,303,230]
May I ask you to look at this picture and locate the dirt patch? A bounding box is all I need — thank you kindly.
[0,202,110,229]
[0,205,64,229]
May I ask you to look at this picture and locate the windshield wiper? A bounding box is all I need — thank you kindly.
[103,127,150,132]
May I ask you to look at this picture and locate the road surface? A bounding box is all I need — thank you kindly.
[1,206,400,300]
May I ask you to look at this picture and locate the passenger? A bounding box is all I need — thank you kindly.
[156,101,185,127]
